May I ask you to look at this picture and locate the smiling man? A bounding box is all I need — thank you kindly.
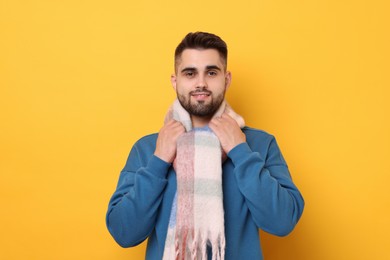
[173,48,228,121]
[106,32,304,260]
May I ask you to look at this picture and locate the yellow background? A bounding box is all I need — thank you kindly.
[1,0,389,259]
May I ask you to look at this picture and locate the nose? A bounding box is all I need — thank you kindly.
[196,74,208,89]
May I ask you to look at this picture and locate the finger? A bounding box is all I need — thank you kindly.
[210,117,222,126]
[164,119,182,130]
[168,119,181,125]
[164,119,176,126]
[209,122,222,135]
[221,113,231,119]
[209,121,218,130]
[171,122,185,135]
[221,113,236,124]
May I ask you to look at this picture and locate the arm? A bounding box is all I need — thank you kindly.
[209,114,304,236]
[106,120,185,247]
[228,137,304,236]
[106,143,171,247]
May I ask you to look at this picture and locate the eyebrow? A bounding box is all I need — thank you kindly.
[180,67,197,73]
[180,65,222,73]
[206,65,222,71]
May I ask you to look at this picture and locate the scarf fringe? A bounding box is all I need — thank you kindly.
[170,229,225,260]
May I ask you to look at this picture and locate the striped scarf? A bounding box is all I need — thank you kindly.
[162,99,245,260]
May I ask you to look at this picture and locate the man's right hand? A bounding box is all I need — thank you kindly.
[154,119,185,163]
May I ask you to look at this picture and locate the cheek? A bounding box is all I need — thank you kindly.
[175,85,188,96]
[176,79,194,91]
[212,78,228,90]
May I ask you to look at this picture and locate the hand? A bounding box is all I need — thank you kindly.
[209,113,246,154]
[154,119,185,163]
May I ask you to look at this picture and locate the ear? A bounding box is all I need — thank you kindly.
[225,71,232,89]
[171,74,177,91]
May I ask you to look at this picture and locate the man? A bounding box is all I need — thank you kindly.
[106,32,304,259]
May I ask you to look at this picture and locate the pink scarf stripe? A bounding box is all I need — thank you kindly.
[175,131,195,259]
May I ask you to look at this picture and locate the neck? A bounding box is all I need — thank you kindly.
[191,115,212,128]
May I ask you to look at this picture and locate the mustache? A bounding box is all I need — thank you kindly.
[189,88,212,95]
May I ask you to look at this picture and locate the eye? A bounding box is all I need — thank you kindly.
[184,71,196,78]
[208,70,218,76]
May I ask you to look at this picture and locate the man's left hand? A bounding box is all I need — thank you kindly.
[209,113,246,154]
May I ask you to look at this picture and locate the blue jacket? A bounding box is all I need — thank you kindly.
[106,127,304,259]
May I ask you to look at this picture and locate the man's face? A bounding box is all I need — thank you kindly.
[171,49,231,118]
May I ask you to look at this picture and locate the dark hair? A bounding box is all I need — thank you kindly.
[174,32,228,71]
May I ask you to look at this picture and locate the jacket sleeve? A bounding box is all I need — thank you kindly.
[227,136,304,236]
[106,143,171,247]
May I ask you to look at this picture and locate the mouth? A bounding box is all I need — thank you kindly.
[190,91,211,101]
[191,92,210,96]
[190,89,212,96]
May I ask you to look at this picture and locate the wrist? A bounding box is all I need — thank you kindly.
[225,141,246,154]
[148,155,172,178]
[153,151,173,164]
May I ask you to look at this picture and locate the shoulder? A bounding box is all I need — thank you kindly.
[131,133,159,158]
[242,126,275,141]
[134,133,159,146]
[242,126,277,153]
[123,133,159,169]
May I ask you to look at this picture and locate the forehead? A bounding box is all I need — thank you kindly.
[176,49,225,70]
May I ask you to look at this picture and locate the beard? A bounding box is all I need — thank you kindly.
[177,89,225,117]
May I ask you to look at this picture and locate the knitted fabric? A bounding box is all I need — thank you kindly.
[162,99,245,260]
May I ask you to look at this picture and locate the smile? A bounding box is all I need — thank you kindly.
[190,89,212,96]
[191,92,210,97]
[191,92,211,101]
